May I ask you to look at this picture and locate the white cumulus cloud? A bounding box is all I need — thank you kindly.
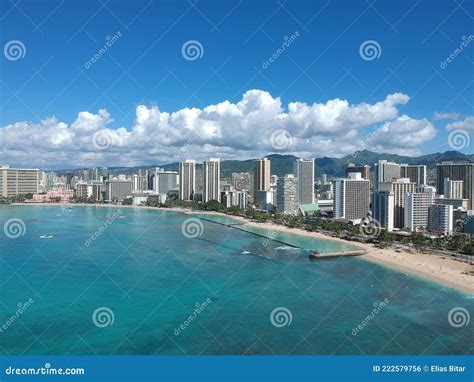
[0,89,437,169]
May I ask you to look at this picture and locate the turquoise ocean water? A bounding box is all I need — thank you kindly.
[0,205,472,355]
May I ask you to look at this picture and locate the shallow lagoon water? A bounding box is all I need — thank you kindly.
[0,206,472,355]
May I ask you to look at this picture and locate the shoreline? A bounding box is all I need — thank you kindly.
[6,202,474,294]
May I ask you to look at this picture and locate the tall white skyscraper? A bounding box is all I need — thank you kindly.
[333,172,370,221]
[203,158,220,202]
[404,192,434,231]
[443,178,463,199]
[295,158,315,205]
[179,160,196,201]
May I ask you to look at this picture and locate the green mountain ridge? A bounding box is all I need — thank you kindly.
[54,150,473,178]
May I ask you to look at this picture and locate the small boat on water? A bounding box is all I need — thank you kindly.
[308,250,320,260]
[40,235,54,239]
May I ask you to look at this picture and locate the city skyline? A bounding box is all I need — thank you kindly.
[1,1,472,169]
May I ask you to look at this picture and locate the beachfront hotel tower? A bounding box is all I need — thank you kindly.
[0,164,40,197]
[253,158,271,206]
[179,160,196,201]
[333,172,370,221]
[295,158,315,205]
[276,174,299,215]
[203,158,220,202]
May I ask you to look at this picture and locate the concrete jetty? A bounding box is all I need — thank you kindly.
[192,215,366,258]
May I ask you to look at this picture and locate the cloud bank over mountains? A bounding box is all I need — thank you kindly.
[0,89,447,168]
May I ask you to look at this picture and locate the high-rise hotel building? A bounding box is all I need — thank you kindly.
[154,168,178,195]
[295,158,315,205]
[346,163,370,180]
[372,191,394,231]
[276,174,299,215]
[374,160,400,190]
[443,178,464,200]
[0,164,40,197]
[436,162,473,209]
[253,158,271,206]
[203,158,220,202]
[333,172,370,221]
[179,160,196,201]
[400,164,426,186]
[379,178,416,229]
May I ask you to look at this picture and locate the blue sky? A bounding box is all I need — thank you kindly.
[0,0,473,168]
